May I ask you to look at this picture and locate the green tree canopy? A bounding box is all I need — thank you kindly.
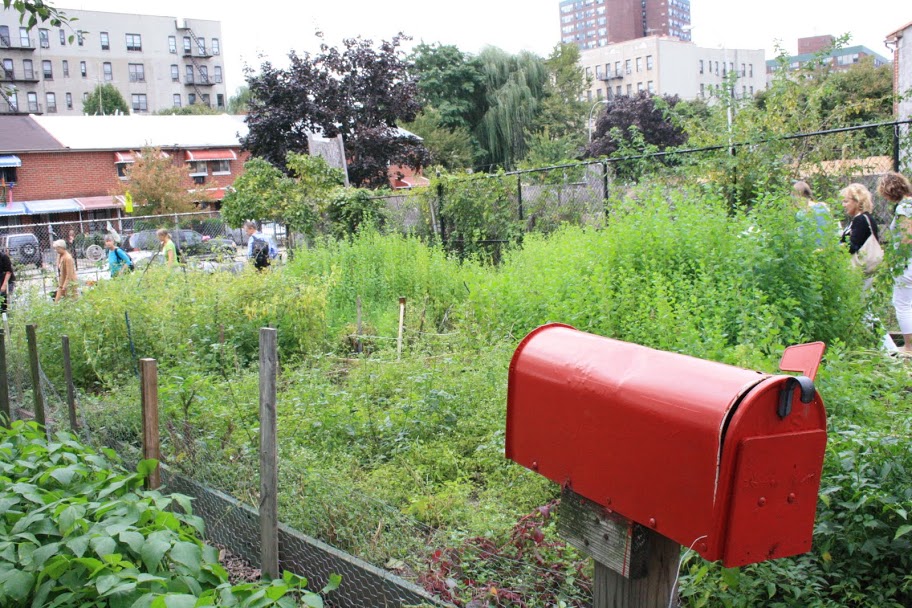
[401,107,475,171]
[156,102,221,115]
[227,85,251,114]
[117,146,195,215]
[82,84,129,115]
[410,43,486,132]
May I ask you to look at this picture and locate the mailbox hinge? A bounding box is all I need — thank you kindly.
[777,376,816,419]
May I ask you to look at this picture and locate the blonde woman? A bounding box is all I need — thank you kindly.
[53,239,78,302]
[839,183,879,255]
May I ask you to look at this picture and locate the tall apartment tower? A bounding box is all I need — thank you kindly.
[0,8,227,115]
[560,0,691,50]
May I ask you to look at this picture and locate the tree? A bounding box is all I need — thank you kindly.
[586,92,687,158]
[474,47,549,170]
[532,43,590,142]
[243,33,431,188]
[227,86,251,114]
[156,102,221,115]
[116,146,195,215]
[401,107,474,171]
[4,1,72,30]
[221,154,344,238]
[410,43,486,132]
[83,84,129,115]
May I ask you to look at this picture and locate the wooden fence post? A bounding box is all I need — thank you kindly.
[559,489,680,608]
[139,358,161,490]
[396,297,406,360]
[62,336,78,432]
[25,324,45,429]
[259,327,279,580]
[0,328,9,426]
[355,296,363,354]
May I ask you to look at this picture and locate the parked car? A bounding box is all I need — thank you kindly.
[0,233,42,268]
[122,229,236,259]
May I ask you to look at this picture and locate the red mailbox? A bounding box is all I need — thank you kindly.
[506,324,826,568]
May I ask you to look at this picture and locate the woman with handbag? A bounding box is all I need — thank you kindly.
[840,183,882,289]
[877,172,912,356]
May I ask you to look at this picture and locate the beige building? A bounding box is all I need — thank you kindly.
[580,36,766,102]
[0,8,227,115]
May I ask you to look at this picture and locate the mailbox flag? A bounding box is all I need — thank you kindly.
[124,192,134,213]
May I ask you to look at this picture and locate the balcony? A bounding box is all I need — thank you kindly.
[0,36,36,51]
[2,101,44,114]
[184,76,214,86]
[600,72,623,81]
[182,47,212,59]
[1,69,39,83]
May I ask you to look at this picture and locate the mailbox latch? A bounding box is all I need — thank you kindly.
[777,376,816,419]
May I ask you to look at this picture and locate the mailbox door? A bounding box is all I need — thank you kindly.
[715,378,827,567]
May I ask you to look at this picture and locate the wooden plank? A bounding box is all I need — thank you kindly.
[62,335,78,432]
[0,329,9,426]
[558,488,649,579]
[139,358,161,490]
[25,324,45,429]
[592,532,680,608]
[259,327,279,580]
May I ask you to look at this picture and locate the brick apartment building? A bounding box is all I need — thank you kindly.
[0,114,249,234]
[0,8,228,115]
[560,0,691,51]
[886,21,912,168]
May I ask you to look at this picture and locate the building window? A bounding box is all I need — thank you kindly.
[23,59,34,79]
[19,27,29,47]
[637,82,644,92]
[185,64,194,83]
[646,55,653,70]
[595,64,603,79]
[188,161,208,176]
[82,91,88,102]
[42,60,52,79]
[616,85,622,96]
[80,61,87,77]
[626,84,632,95]
[77,30,84,46]
[728,62,733,74]
[200,93,210,106]
[749,64,753,77]
[742,85,747,97]
[212,38,220,55]
[700,83,705,98]
[198,65,209,84]
[597,88,603,99]
[197,37,206,55]
[586,90,592,102]
[65,92,72,109]
[46,92,56,113]
[636,57,642,72]
[699,59,704,74]
[128,63,145,82]
[27,92,38,113]
[131,94,147,112]
[188,93,196,105]
[647,81,655,93]
[212,159,230,175]
[171,64,179,82]
[125,33,142,51]
[722,63,727,77]
[740,63,746,77]
[0,26,9,47]
[173,94,182,108]
[214,66,222,83]
[624,59,632,74]
[216,93,224,109]
[59,29,65,45]
[62,60,69,77]
[714,61,719,75]
[103,62,113,81]
[39,29,50,48]
[1,59,12,80]
[749,85,754,95]
[100,31,110,50]
[6,91,16,112]
[183,36,192,54]
[168,36,177,53]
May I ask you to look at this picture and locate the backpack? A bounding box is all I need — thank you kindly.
[114,247,134,272]
[251,236,270,269]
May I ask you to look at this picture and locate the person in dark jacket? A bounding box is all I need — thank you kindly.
[0,250,14,314]
[839,183,879,254]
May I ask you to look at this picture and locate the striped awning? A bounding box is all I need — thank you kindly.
[22,199,82,214]
[0,155,21,168]
[185,149,238,162]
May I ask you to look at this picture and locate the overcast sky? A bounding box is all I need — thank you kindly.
[66,0,907,93]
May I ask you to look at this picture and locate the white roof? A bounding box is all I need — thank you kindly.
[30,114,249,151]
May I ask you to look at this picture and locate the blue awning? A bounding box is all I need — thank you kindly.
[0,202,27,216]
[0,155,21,168]
[22,199,81,214]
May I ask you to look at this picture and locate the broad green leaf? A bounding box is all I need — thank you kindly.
[1,570,35,601]
[31,542,60,569]
[721,567,740,589]
[66,534,91,558]
[320,573,342,594]
[266,583,289,600]
[58,505,86,535]
[40,555,71,580]
[169,542,202,574]
[140,539,170,573]
[30,578,53,608]
[136,460,159,479]
[895,524,912,540]
[91,535,118,559]
[302,591,324,608]
[160,594,197,608]
[120,531,145,554]
[96,573,123,595]
[48,466,77,486]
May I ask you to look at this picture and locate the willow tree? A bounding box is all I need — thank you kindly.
[474,47,548,170]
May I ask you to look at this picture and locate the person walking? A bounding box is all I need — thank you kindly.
[0,249,14,314]
[793,180,832,244]
[157,229,177,267]
[877,172,912,356]
[243,220,277,271]
[53,239,78,302]
[840,183,881,289]
[104,235,134,277]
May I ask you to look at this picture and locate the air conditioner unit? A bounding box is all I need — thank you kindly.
[175,18,188,30]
